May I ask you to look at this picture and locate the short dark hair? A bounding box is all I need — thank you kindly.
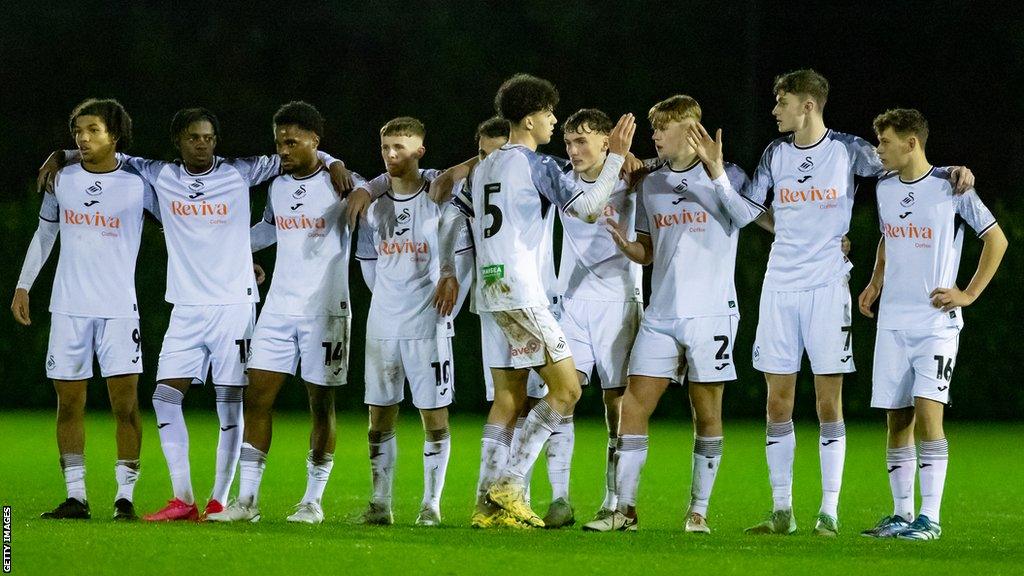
[773,69,830,109]
[170,107,220,144]
[494,73,559,123]
[873,108,929,148]
[475,116,510,141]
[380,116,426,139]
[273,101,325,138]
[68,98,132,151]
[563,108,613,135]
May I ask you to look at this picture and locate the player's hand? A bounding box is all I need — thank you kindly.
[620,152,645,181]
[253,264,266,286]
[346,187,371,229]
[858,282,881,318]
[432,276,459,317]
[11,288,31,325]
[686,123,725,179]
[929,286,974,311]
[608,114,636,156]
[327,161,355,197]
[37,151,63,194]
[604,217,631,250]
[429,170,456,204]
[949,166,975,194]
[841,235,851,256]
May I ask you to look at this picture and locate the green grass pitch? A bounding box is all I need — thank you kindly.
[2,410,1022,575]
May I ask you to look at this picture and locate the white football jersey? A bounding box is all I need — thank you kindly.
[456,145,585,311]
[876,167,996,330]
[356,169,471,338]
[637,161,749,319]
[122,154,284,305]
[558,175,642,302]
[260,167,351,317]
[43,162,158,318]
[748,130,882,291]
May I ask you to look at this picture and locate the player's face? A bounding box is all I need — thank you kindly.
[772,92,806,133]
[274,124,320,174]
[564,126,609,174]
[651,118,696,161]
[177,120,217,168]
[380,134,425,177]
[526,109,557,145]
[875,127,911,171]
[73,115,117,164]
[477,135,508,160]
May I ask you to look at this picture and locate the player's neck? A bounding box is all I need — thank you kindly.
[580,154,608,181]
[390,167,423,194]
[290,160,322,179]
[184,159,214,174]
[898,155,932,182]
[668,150,699,171]
[792,117,827,147]
[509,127,538,151]
[83,154,118,173]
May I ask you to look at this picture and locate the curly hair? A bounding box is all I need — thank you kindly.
[69,98,133,151]
[563,108,613,135]
[273,101,325,137]
[475,116,510,141]
[494,74,559,123]
[873,108,929,148]
[170,108,220,144]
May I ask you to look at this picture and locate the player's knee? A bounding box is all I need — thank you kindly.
[766,396,793,421]
[110,400,139,424]
[815,397,842,422]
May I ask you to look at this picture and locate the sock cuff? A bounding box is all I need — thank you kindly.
[482,424,513,446]
[819,420,846,439]
[60,453,85,468]
[607,436,618,449]
[214,386,244,403]
[368,430,396,444]
[532,399,565,430]
[514,416,526,428]
[694,436,724,457]
[767,420,794,437]
[426,428,451,442]
[115,459,140,470]
[918,438,949,459]
[153,384,184,404]
[618,434,648,452]
[240,443,267,464]
[307,451,334,466]
[886,445,916,462]
[559,414,574,426]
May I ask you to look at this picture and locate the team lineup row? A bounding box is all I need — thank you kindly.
[12,69,1007,539]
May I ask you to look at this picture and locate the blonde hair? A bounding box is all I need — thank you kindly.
[648,95,702,129]
[380,116,425,139]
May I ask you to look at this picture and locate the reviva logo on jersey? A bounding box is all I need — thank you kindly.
[379,239,429,255]
[275,215,326,230]
[884,222,934,240]
[653,209,707,228]
[170,200,229,216]
[777,186,839,204]
[64,209,121,228]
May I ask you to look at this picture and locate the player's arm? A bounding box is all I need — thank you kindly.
[41,150,166,191]
[429,157,481,205]
[560,114,636,222]
[858,237,886,318]
[930,190,1007,311]
[12,194,61,325]
[354,215,378,292]
[687,123,767,228]
[432,202,462,317]
[607,211,653,265]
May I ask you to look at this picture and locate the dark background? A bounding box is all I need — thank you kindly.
[2,1,1021,419]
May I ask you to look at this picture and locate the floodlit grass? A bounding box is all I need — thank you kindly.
[1,411,1021,575]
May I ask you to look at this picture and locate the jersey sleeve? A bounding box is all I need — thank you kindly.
[226,155,283,187]
[452,176,474,217]
[836,133,884,177]
[116,153,166,184]
[528,152,585,209]
[954,188,997,237]
[714,163,764,228]
[143,183,162,223]
[354,217,378,261]
[39,188,59,222]
[747,140,779,209]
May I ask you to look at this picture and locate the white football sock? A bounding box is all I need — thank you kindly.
[477,424,512,505]
[238,443,267,505]
[114,459,140,502]
[546,417,574,501]
[211,386,244,504]
[369,430,396,506]
[819,420,846,518]
[600,435,618,511]
[886,445,916,521]
[766,420,795,512]
[505,400,562,482]
[60,453,86,503]
[917,438,948,522]
[152,384,193,504]
[690,436,723,517]
[614,435,648,511]
[302,451,334,505]
[422,430,451,508]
